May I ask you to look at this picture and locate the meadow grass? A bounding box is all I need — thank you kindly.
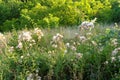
[0,24,120,80]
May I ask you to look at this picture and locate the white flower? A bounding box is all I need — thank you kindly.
[76,53,83,59]
[16,42,23,49]
[112,49,118,56]
[117,47,120,51]
[56,33,63,38]
[111,57,116,62]
[0,33,5,40]
[79,36,87,42]
[27,73,34,80]
[34,28,44,40]
[111,47,120,56]
[29,43,33,47]
[36,69,39,73]
[20,56,24,59]
[48,51,52,54]
[52,44,58,48]
[104,61,108,64]
[79,18,97,31]
[65,43,70,48]
[0,33,6,47]
[52,33,63,43]
[71,46,76,51]
[30,39,36,45]
[64,50,68,53]
[53,36,58,42]
[111,38,118,46]
[18,31,32,42]
[8,46,14,52]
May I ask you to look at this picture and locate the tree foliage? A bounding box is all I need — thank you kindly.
[0,0,120,31]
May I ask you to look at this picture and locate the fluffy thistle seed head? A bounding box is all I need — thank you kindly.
[0,33,6,40]
[18,31,32,42]
[34,28,44,40]
[52,33,63,43]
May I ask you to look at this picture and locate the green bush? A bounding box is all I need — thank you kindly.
[0,3,11,25]
[0,0,120,31]
[38,14,60,28]
[111,0,120,22]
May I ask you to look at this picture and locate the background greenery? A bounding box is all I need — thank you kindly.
[0,0,120,31]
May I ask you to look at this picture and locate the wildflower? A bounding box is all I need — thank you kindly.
[91,41,97,46]
[114,23,118,28]
[0,33,6,40]
[79,18,97,31]
[29,43,32,47]
[112,49,118,56]
[76,53,83,59]
[34,28,44,40]
[117,47,120,51]
[86,32,92,39]
[65,43,70,48]
[52,44,58,48]
[79,36,87,42]
[27,72,41,80]
[111,57,116,62]
[111,38,118,47]
[18,31,32,42]
[71,45,76,51]
[0,33,6,47]
[20,56,24,59]
[48,51,52,54]
[111,47,120,56]
[76,42,80,46]
[27,73,34,80]
[104,61,108,65]
[64,50,68,53]
[36,69,39,73]
[31,39,35,43]
[30,39,36,45]
[16,42,23,49]
[51,33,65,51]
[8,46,14,52]
[52,33,63,43]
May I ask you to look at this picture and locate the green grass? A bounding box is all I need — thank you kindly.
[0,24,120,80]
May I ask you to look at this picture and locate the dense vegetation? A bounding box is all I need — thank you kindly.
[0,0,120,80]
[0,24,120,80]
[0,0,120,31]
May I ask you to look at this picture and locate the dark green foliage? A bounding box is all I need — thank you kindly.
[111,0,120,22]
